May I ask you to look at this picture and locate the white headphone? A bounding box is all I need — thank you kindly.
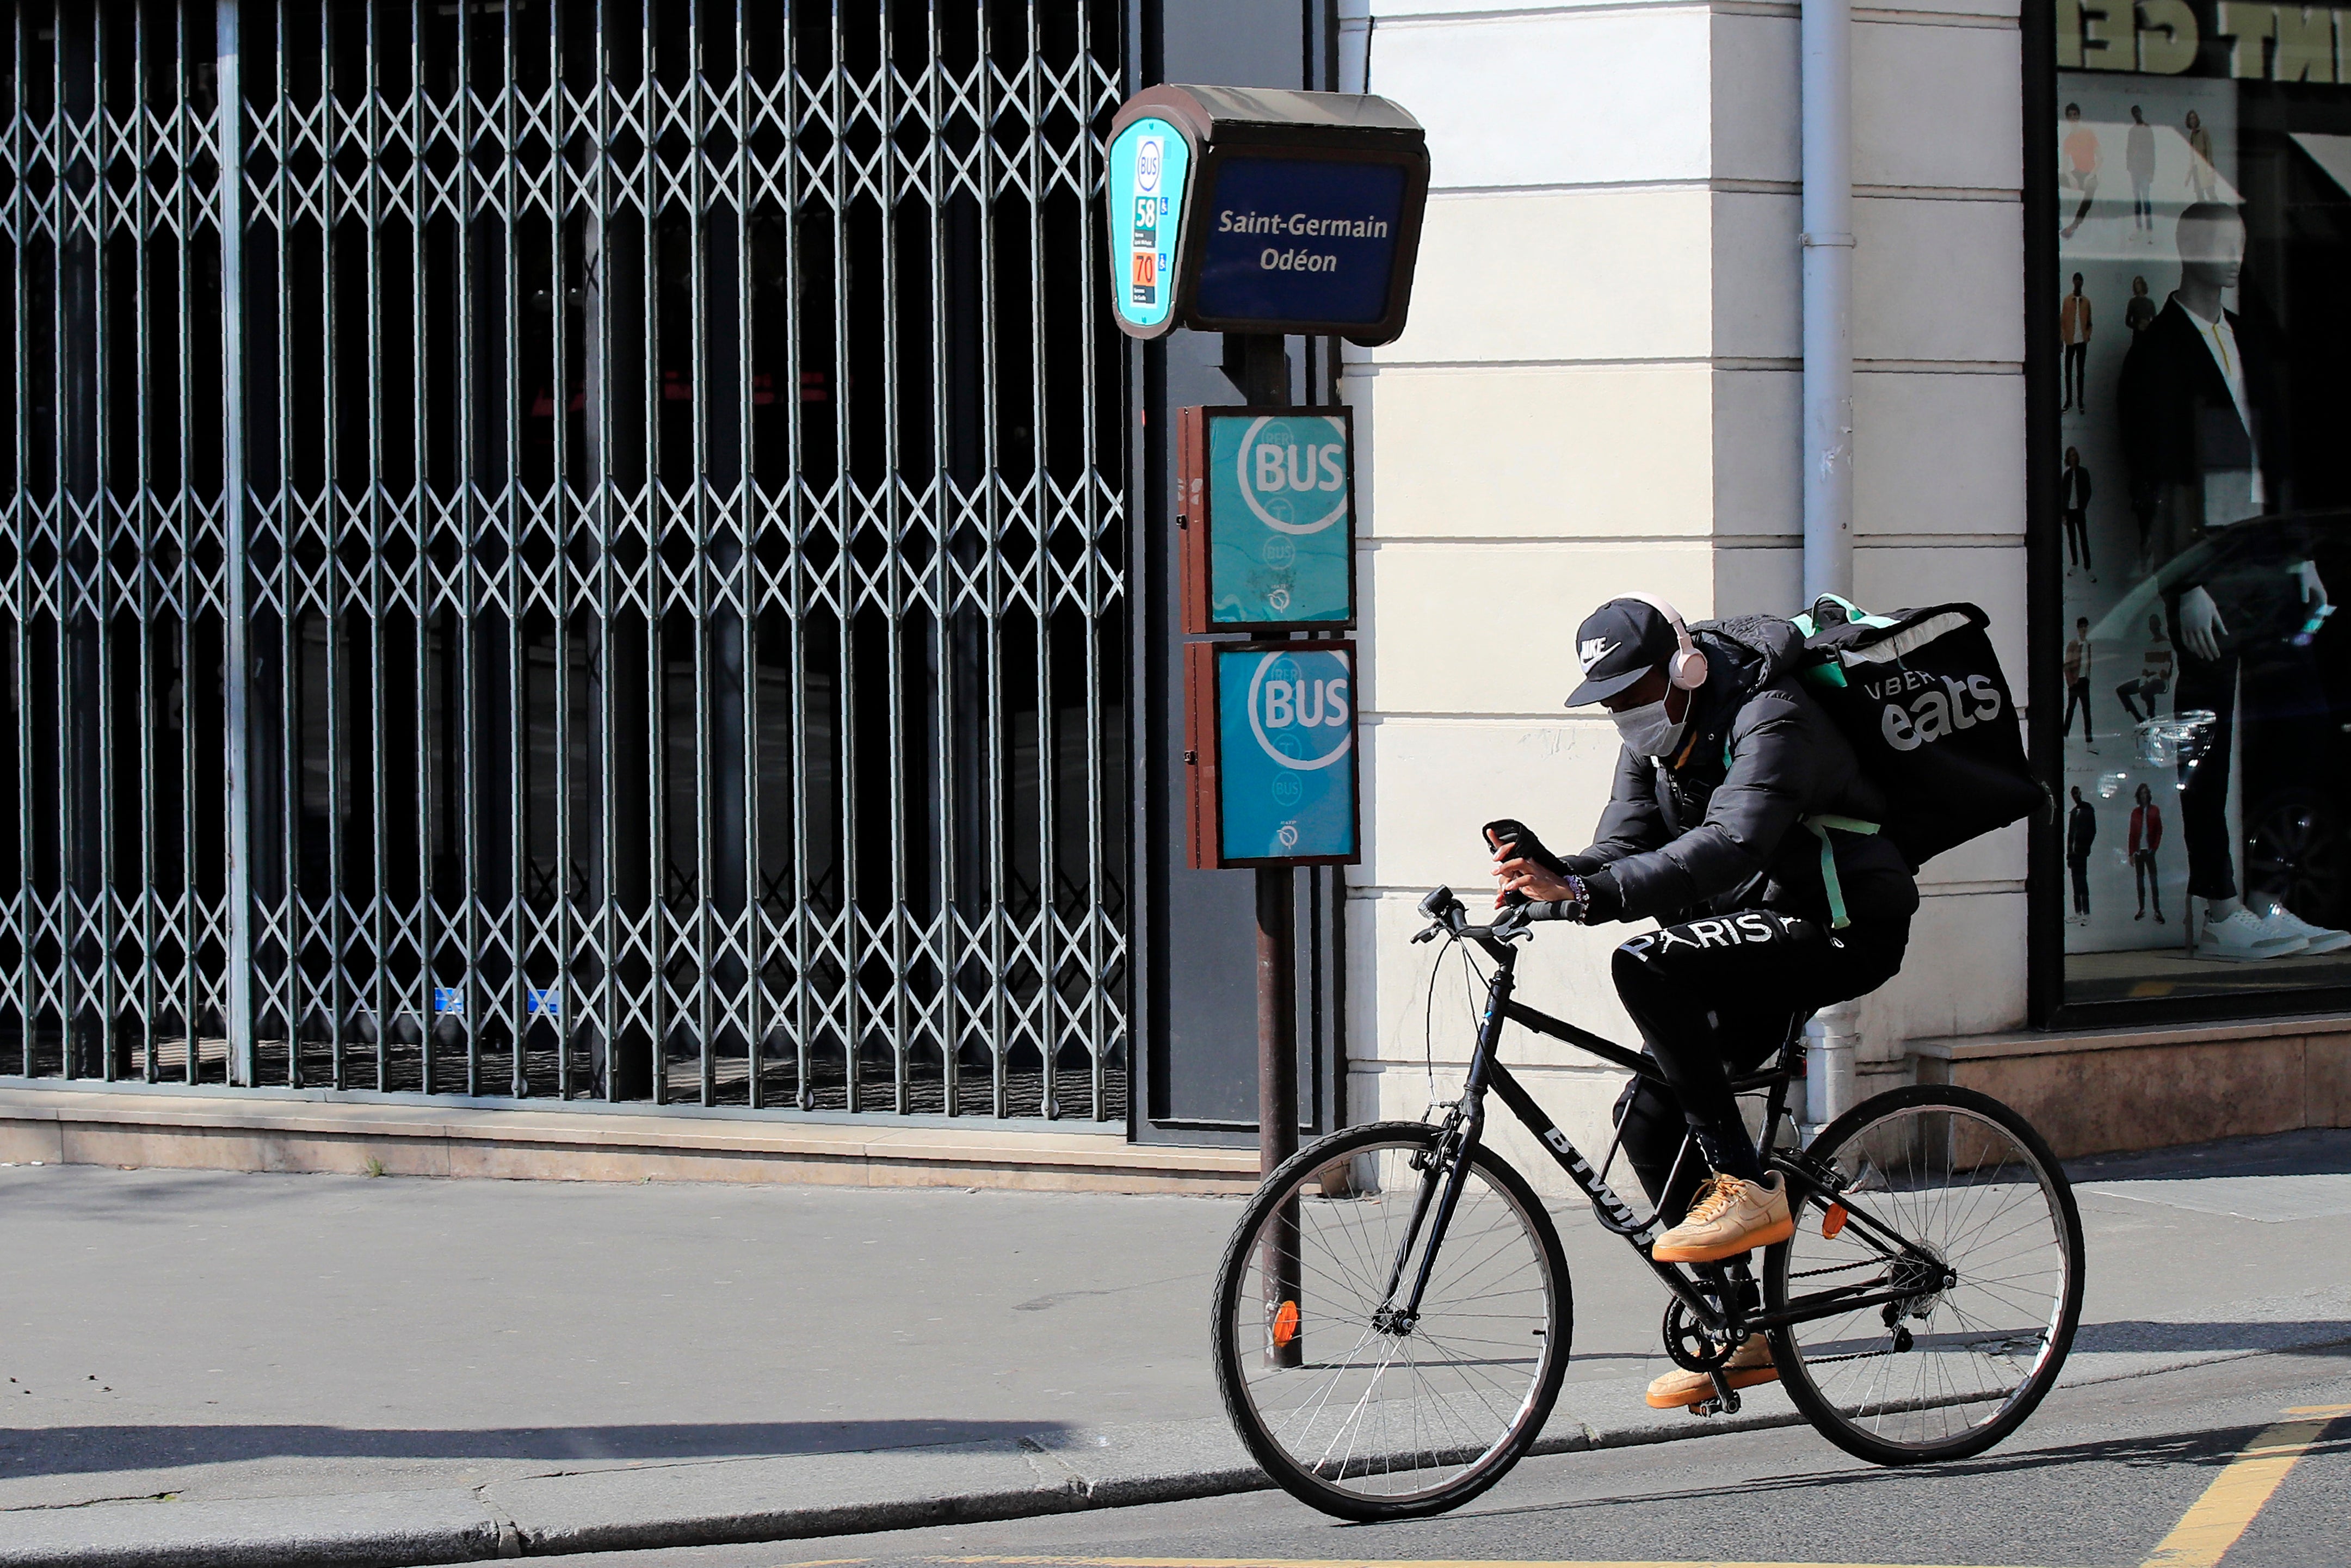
[1619,593,1709,690]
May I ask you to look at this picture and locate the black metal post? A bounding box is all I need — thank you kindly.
[1229,332,1303,1367]
[1232,331,1298,1181]
[1256,860,1298,1176]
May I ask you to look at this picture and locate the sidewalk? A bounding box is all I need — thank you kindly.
[2,1128,2347,1566]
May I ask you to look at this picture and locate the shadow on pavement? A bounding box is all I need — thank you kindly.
[1471,1421,2351,1520]
[2071,1320,2351,1354]
[2068,1127,2351,1183]
[0,1417,1074,1480]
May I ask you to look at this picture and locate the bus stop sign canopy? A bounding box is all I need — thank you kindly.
[1106,84,1429,346]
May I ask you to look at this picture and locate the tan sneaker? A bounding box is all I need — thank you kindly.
[1644,1336,1776,1411]
[1651,1172,1794,1263]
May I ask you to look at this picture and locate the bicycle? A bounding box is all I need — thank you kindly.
[1211,884,2085,1521]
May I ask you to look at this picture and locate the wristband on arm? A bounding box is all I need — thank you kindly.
[1527,874,1590,924]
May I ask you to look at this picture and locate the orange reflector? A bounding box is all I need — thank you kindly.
[1822,1202,1849,1239]
[1272,1299,1300,1348]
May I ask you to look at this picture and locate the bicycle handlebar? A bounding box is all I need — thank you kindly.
[1412,885,1576,949]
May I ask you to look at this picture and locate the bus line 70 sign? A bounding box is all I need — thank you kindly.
[1185,641,1360,870]
[1106,84,1428,344]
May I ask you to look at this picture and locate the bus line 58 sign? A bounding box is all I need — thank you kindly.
[1104,84,1428,344]
[1184,641,1360,869]
[1179,406,1355,632]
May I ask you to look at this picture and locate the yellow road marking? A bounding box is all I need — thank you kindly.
[937,1559,2052,1568]
[2138,1405,2349,1568]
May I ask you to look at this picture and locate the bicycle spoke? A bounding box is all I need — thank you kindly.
[1776,1096,2076,1459]
[1219,1132,1562,1508]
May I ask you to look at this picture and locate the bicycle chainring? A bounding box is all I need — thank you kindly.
[1662,1298,1734,1373]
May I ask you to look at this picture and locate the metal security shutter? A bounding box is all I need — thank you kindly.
[0,0,1130,1120]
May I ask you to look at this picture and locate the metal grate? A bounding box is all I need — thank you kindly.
[0,0,1131,1120]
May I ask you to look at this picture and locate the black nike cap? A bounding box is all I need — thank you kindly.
[1565,597,1680,706]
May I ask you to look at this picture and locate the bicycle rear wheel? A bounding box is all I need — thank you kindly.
[1767,1084,2084,1466]
[1211,1121,1571,1521]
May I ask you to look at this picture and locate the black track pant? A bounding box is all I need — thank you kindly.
[2171,645,2238,900]
[1610,911,1911,1228]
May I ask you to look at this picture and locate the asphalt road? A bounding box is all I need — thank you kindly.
[528,1347,2351,1568]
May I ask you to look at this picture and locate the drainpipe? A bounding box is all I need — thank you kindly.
[219,0,256,1087]
[1799,0,1859,1139]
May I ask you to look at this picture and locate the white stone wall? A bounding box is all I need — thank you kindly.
[1337,0,2030,1187]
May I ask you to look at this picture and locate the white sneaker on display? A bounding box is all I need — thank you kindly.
[2200,907,2308,961]
[2257,904,2351,955]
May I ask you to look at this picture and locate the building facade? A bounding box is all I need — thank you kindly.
[1,0,2341,1183]
[1341,0,2349,1170]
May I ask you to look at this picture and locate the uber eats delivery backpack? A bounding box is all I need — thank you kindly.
[1791,595,2046,871]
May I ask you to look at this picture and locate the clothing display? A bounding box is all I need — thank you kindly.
[2114,636,2172,723]
[2060,293,2092,342]
[2118,297,2285,547]
[2052,81,2350,1008]
[2119,293,2291,915]
[2062,122,2100,240]
[2185,120,2216,201]
[2060,460,2094,572]
[2062,635,2094,741]
[2258,905,2351,955]
[2066,797,2096,917]
[2126,119,2154,229]
[2169,645,2237,899]
[2064,124,2099,175]
[2060,292,2093,410]
[2130,800,2163,920]
[2200,905,2305,961]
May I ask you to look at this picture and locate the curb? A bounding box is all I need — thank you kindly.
[9,1330,2347,1568]
[0,1395,1805,1568]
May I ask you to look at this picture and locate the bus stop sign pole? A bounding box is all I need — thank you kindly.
[1107,83,1426,1369]
[1232,333,1300,1185]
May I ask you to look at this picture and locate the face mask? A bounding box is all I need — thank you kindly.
[1611,693,1687,758]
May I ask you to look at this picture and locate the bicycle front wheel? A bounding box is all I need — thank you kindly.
[1767,1084,2084,1466]
[1211,1121,1571,1521]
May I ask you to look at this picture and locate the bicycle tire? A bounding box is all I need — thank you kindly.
[1766,1084,2084,1466]
[1211,1120,1572,1521]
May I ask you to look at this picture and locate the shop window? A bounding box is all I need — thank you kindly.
[2050,4,2351,1005]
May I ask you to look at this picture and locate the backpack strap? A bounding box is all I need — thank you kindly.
[1791,594,1900,637]
[1803,813,1881,930]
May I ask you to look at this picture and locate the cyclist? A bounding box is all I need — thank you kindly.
[1487,594,1917,1410]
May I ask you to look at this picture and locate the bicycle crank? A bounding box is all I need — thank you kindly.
[1662,1297,1735,1374]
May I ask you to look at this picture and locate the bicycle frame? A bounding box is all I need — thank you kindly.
[1379,890,1948,1359]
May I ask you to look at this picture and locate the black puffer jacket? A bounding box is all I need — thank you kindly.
[1565,616,1920,928]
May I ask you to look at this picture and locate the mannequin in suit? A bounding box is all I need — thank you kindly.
[2117,202,2330,952]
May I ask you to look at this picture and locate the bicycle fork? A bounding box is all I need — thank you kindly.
[1373,953,1517,1335]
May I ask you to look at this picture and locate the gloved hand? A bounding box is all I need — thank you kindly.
[1482,819,1569,876]
[1485,820,1579,908]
